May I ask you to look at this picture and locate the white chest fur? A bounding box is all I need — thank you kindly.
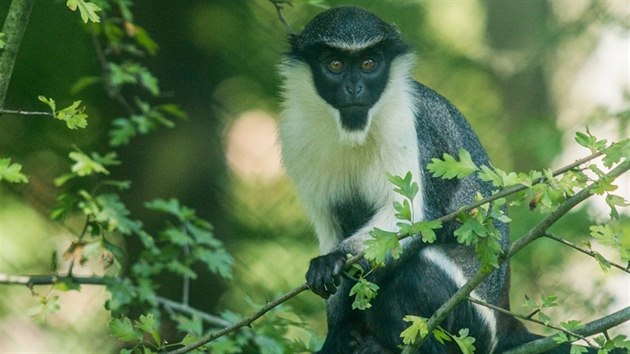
[278,55,424,253]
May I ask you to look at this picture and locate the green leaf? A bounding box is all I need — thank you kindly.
[541,294,558,308]
[69,151,109,176]
[605,194,628,219]
[433,328,452,345]
[400,315,428,345]
[602,139,630,168]
[134,25,159,55]
[387,172,419,200]
[593,251,612,272]
[570,345,589,354]
[553,332,569,344]
[28,294,61,324]
[56,100,88,129]
[146,198,195,221]
[39,96,88,129]
[93,194,142,235]
[162,227,192,246]
[454,213,487,245]
[110,118,137,146]
[38,95,56,112]
[476,236,502,270]
[0,158,28,183]
[393,200,412,222]
[0,32,5,49]
[53,278,81,291]
[109,317,142,342]
[365,228,401,266]
[453,328,476,354]
[194,248,234,280]
[349,278,379,310]
[174,315,203,336]
[167,260,197,279]
[538,311,551,325]
[479,165,522,188]
[136,314,161,345]
[105,278,136,314]
[561,320,584,331]
[427,149,479,180]
[574,128,607,153]
[590,225,618,247]
[67,0,102,23]
[401,220,442,244]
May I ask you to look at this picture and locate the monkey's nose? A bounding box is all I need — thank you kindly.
[345,82,364,96]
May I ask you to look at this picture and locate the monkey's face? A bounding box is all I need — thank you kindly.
[307,46,391,133]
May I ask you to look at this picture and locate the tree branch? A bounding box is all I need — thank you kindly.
[504,306,630,354]
[0,273,111,286]
[165,153,625,354]
[165,283,309,354]
[466,296,597,349]
[0,273,231,329]
[0,0,36,109]
[403,159,630,353]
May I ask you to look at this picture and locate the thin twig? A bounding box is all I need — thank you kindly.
[544,232,630,274]
[165,283,309,354]
[466,296,598,349]
[0,108,52,116]
[156,296,231,328]
[90,33,136,115]
[0,273,111,286]
[268,0,294,33]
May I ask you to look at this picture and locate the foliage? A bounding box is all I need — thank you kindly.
[0,158,28,183]
[0,1,311,353]
[66,0,102,23]
[360,130,629,352]
[0,1,629,354]
[38,96,89,130]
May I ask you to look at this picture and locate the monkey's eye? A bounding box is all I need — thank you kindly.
[327,58,344,73]
[359,58,376,72]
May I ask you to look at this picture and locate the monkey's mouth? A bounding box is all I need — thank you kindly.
[338,105,370,131]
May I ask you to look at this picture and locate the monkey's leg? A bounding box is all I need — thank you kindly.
[315,280,367,354]
[363,246,496,354]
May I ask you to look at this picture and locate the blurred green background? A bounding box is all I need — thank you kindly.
[0,0,628,352]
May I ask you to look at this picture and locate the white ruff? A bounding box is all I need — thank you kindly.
[278,54,424,254]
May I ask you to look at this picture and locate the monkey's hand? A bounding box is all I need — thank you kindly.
[306,251,346,299]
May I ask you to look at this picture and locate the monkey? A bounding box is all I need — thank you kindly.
[277,6,603,354]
